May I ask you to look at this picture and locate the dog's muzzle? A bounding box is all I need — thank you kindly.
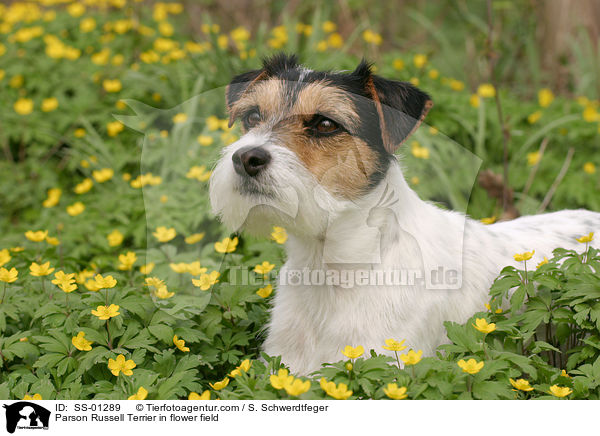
[232,146,271,177]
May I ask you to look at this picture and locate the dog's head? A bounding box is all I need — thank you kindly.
[210,53,432,238]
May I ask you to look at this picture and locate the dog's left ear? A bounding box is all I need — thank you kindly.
[354,61,433,154]
[226,69,266,127]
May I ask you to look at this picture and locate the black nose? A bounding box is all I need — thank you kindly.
[232,146,271,177]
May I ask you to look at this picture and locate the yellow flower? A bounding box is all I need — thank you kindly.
[153,226,177,242]
[582,105,598,122]
[154,285,174,299]
[320,378,352,400]
[214,236,238,253]
[186,261,207,276]
[472,318,496,334]
[449,79,464,91]
[284,379,311,396]
[341,345,364,359]
[76,269,94,284]
[94,274,117,289]
[399,349,423,365]
[188,391,210,400]
[548,385,572,398]
[527,111,542,124]
[382,338,407,352]
[80,17,96,33]
[270,369,294,390]
[583,162,596,174]
[85,279,102,292]
[257,284,273,298]
[514,250,535,262]
[229,359,252,377]
[561,369,570,378]
[67,3,85,17]
[26,230,48,242]
[118,252,137,271]
[322,21,336,33]
[45,236,60,246]
[209,377,229,390]
[128,386,148,400]
[92,168,114,183]
[52,270,76,288]
[43,188,61,208]
[537,257,549,269]
[413,54,427,68]
[139,262,155,274]
[173,113,188,124]
[393,59,404,71]
[469,94,480,108]
[527,151,541,166]
[23,394,42,400]
[197,135,214,146]
[477,83,496,98]
[103,79,122,93]
[362,29,382,45]
[66,201,85,216]
[0,249,11,267]
[480,216,496,225]
[254,261,275,275]
[14,98,34,115]
[327,32,343,48]
[510,378,534,392]
[576,232,594,243]
[192,271,220,291]
[173,335,190,352]
[538,88,554,107]
[107,120,124,137]
[185,233,205,244]
[411,141,430,159]
[383,383,408,400]
[41,97,58,112]
[271,227,287,244]
[428,69,440,79]
[91,304,120,320]
[74,178,93,194]
[107,229,124,247]
[0,267,18,283]
[170,262,188,273]
[108,354,136,376]
[186,165,211,182]
[457,358,484,374]
[30,261,54,277]
[74,128,86,138]
[72,331,93,351]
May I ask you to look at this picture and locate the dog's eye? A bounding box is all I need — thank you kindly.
[243,109,261,129]
[307,115,341,136]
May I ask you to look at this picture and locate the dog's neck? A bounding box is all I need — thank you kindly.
[284,161,467,275]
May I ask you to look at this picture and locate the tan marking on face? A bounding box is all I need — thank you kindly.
[229,79,284,128]
[291,81,360,133]
[275,127,380,199]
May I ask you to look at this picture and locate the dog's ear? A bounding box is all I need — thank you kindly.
[353,60,433,154]
[226,69,265,127]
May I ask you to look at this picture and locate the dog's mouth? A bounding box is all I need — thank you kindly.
[234,175,276,199]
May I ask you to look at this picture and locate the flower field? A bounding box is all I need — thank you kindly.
[1,0,599,400]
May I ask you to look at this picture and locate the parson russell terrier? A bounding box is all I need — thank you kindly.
[210,54,600,374]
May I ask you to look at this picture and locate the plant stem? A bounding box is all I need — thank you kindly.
[0,283,6,304]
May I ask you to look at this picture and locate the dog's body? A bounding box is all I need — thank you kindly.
[210,54,600,374]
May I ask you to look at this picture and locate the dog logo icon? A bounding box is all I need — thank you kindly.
[2,402,50,434]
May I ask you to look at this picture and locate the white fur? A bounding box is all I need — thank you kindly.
[210,134,600,375]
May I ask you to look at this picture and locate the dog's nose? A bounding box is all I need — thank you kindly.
[232,146,271,177]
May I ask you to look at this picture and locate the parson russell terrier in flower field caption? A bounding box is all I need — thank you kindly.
[209,53,600,374]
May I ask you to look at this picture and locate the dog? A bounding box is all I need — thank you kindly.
[210,53,600,375]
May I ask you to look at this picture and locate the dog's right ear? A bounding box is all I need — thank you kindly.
[226,69,265,127]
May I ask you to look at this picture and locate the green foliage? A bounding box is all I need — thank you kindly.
[0,1,599,400]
